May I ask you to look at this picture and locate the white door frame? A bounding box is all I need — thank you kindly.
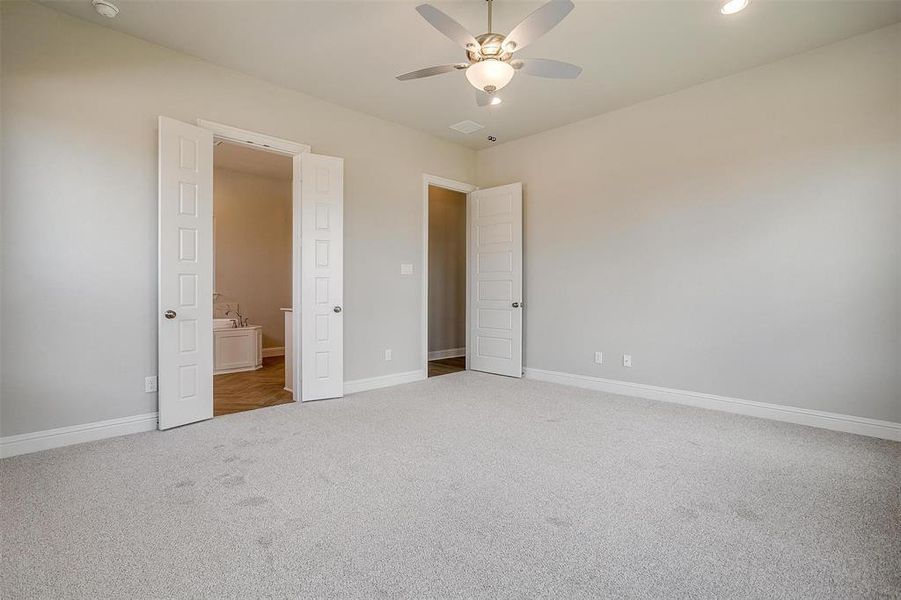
[198,119,310,402]
[421,174,478,375]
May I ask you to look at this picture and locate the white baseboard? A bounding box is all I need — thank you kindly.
[262,347,285,358]
[428,348,466,361]
[344,370,426,395]
[524,368,901,442]
[214,365,262,375]
[0,412,159,459]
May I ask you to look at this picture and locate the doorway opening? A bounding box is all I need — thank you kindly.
[422,175,477,377]
[158,117,344,430]
[427,185,467,377]
[212,140,293,416]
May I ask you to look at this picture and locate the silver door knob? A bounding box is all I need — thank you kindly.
[512,302,520,308]
[333,306,342,313]
[164,310,177,319]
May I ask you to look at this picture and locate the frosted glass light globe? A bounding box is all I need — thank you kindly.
[466,59,515,92]
[720,0,749,14]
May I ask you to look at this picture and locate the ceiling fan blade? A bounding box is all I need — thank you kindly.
[415,4,480,51]
[396,64,467,81]
[502,0,574,53]
[476,90,500,107]
[511,58,581,79]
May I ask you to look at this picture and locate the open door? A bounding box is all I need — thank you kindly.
[468,182,523,378]
[158,117,214,429]
[301,153,344,401]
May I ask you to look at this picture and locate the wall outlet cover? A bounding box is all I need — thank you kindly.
[385,349,392,361]
[623,354,632,367]
[144,376,158,393]
[594,352,603,364]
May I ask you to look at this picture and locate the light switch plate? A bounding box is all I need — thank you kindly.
[400,263,413,275]
[623,354,632,368]
[144,376,158,393]
[594,352,603,364]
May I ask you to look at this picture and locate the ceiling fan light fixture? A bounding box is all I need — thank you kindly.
[490,96,502,106]
[720,0,749,15]
[466,59,515,93]
[481,41,502,56]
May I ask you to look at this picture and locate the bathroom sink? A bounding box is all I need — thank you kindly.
[213,318,237,330]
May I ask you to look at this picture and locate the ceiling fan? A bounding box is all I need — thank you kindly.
[396,0,582,106]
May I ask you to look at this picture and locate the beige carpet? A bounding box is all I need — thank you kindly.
[2,371,899,599]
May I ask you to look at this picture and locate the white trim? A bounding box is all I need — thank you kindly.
[290,154,302,402]
[524,368,901,442]
[422,174,477,379]
[214,365,262,375]
[428,347,466,361]
[0,413,159,459]
[197,119,311,156]
[262,346,285,358]
[344,370,426,395]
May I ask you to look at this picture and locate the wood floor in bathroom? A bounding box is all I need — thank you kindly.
[428,356,466,378]
[214,356,293,416]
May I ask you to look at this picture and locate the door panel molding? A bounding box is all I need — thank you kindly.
[158,116,214,429]
[468,182,523,378]
[302,153,344,401]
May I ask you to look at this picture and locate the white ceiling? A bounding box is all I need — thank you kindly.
[44,0,901,150]
[214,141,293,180]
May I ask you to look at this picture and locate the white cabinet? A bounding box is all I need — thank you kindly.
[213,326,262,375]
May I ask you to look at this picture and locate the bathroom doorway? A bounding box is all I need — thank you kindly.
[158,117,344,430]
[212,140,294,416]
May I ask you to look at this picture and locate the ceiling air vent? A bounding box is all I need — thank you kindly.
[449,120,484,135]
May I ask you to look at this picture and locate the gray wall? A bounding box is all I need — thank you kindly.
[0,2,475,436]
[428,186,466,353]
[214,167,291,349]
[476,24,901,422]
[1,3,898,438]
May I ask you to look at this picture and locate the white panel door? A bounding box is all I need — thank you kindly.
[158,116,214,429]
[301,153,344,401]
[468,182,523,378]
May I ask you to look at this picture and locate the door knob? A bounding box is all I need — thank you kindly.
[164,310,177,319]
[512,302,520,308]
[333,306,342,313]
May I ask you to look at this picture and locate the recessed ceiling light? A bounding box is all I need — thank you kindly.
[92,0,119,18]
[720,0,749,15]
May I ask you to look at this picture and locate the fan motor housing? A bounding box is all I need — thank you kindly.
[467,33,513,63]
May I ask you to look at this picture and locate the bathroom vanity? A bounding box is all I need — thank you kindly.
[213,320,262,375]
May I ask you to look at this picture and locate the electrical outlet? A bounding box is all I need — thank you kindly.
[385,349,392,361]
[144,376,158,393]
[594,352,603,364]
[623,354,632,368]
